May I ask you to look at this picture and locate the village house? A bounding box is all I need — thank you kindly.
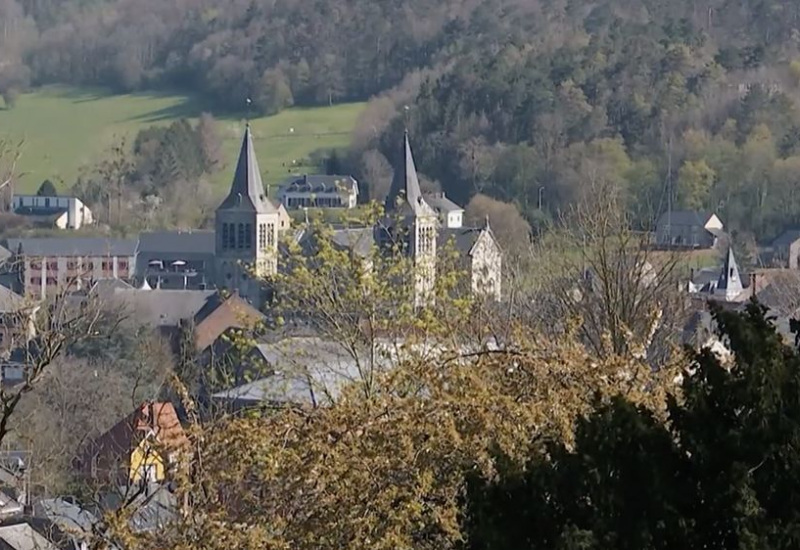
[78,402,187,485]
[3,238,136,299]
[656,210,724,249]
[277,174,359,209]
[11,194,94,230]
[766,229,800,269]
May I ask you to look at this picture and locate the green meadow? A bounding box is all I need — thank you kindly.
[0,86,365,194]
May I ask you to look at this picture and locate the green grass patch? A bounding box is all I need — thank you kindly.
[0,85,365,194]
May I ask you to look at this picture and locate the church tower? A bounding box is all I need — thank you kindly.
[379,131,438,306]
[715,245,743,302]
[215,124,279,305]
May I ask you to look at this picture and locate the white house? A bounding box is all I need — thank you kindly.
[277,174,359,209]
[12,195,93,230]
[424,192,464,229]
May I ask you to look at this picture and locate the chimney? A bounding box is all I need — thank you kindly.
[750,273,757,298]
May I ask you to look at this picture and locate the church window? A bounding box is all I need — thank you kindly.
[245,224,252,249]
[237,223,245,249]
[259,224,266,250]
[221,224,229,250]
[227,224,236,249]
[267,224,275,248]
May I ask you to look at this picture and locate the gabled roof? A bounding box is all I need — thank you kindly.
[112,288,216,328]
[384,132,435,217]
[656,210,717,228]
[0,522,59,550]
[194,294,265,352]
[279,175,358,194]
[5,238,137,257]
[217,125,276,214]
[438,227,484,255]
[424,193,463,214]
[137,230,216,255]
[716,246,743,296]
[82,402,187,470]
[0,286,26,314]
[771,229,800,248]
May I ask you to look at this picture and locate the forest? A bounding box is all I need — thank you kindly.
[3,0,800,242]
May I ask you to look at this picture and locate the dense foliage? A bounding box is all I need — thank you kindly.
[465,302,800,549]
[5,0,800,237]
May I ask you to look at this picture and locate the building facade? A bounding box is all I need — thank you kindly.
[214,125,280,305]
[277,174,359,209]
[136,230,216,290]
[4,238,136,298]
[12,194,93,229]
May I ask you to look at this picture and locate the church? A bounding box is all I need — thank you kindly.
[135,126,503,306]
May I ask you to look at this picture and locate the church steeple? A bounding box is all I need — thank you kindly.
[218,124,276,213]
[715,245,743,301]
[384,131,434,217]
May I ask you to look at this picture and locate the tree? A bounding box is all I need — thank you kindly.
[677,159,715,210]
[464,194,531,253]
[527,187,685,362]
[36,179,57,197]
[463,302,800,550]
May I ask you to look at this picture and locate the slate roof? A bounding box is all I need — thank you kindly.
[331,228,374,258]
[656,210,717,228]
[279,174,358,193]
[35,498,97,534]
[384,132,435,217]
[112,288,216,327]
[212,337,372,407]
[5,238,137,257]
[771,229,800,248]
[424,193,462,214]
[0,522,58,550]
[217,125,276,214]
[438,227,483,255]
[0,287,26,313]
[137,230,215,255]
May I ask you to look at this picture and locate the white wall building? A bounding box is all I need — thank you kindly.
[12,195,93,230]
[277,175,359,209]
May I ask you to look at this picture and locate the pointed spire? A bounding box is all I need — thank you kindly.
[218,124,276,213]
[384,131,432,217]
[715,245,743,301]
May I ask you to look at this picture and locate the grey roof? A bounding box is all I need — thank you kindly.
[111,288,216,327]
[0,286,26,313]
[438,227,484,255]
[772,229,800,248]
[137,230,215,255]
[0,523,58,550]
[217,125,276,213]
[384,132,434,217]
[5,238,137,257]
[717,246,743,294]
[656,210,717,228]
[424,193,463,214]
[280,174,358,193]
[212,337,370,407]
[35,498,97,534]
[331,228,374,258]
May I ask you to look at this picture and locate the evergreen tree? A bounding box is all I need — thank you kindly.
[36,179,57,196]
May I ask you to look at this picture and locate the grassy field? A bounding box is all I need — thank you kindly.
[0,86,365,194]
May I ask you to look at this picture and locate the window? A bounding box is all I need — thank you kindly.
[31,277,41,286]
[119,260,129,270]
[85,261,94,270]
[45,198,50,208]
[30,260,41,271]
[67,261,77,271]
[237,224,245,249]
[267,223,275,248]
[46,261,58,271]
[222,224,229,250]
[46,277,57,286]
[102,260,112,271]
[258,224,266,250]
[245,224,252,249]
[227,223,236,249]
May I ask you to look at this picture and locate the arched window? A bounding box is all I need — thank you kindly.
[238,223,245,249]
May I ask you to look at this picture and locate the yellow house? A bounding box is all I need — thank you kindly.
[81,402,187,485]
